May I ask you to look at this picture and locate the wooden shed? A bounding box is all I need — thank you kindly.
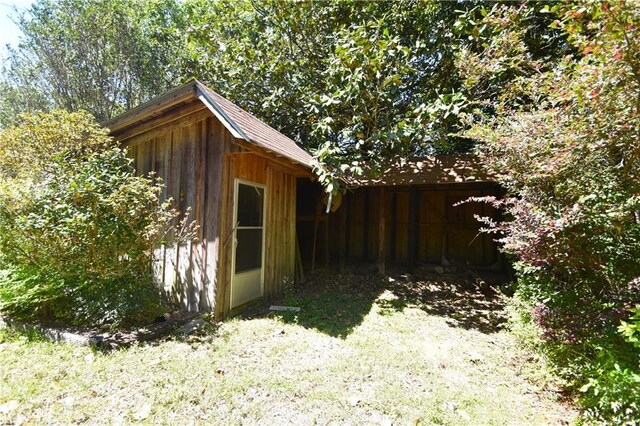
[105,80,313,319]
[297,156,502,274]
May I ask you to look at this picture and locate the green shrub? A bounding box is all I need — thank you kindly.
[620,305,640,350]
[580,344,640,425]
[0,111,186,327]
[456,2,640,422]
[576,307,640,423]
[508,296,640,424]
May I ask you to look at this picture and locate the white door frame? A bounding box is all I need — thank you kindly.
[230,178,267,309]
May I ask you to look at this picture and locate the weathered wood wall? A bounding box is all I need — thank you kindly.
[121,104,300,318]
[320,183,502,268]
[216,152,297,317]
[125,106,237,313]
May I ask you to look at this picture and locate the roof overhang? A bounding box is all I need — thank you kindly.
[104,79,313,169]
[195,85,249,141]
[340,155,496,188]
[104,81,200,133]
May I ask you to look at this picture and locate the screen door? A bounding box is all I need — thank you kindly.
[231,180,265,308]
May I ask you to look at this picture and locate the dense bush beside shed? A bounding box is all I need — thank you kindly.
[0,111,188,327]
[458,2,640,423]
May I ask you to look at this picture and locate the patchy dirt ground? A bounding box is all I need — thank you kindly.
[0,267,576,425]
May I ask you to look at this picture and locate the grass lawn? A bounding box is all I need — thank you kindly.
[0,269,575,425]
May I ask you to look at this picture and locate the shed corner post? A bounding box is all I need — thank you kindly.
[338,193,348,272]
[408,185,420,269]
[378,186,386,276]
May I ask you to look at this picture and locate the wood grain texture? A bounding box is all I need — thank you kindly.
[123,109,213,148]
[121,104,307,318]
[378,186,386,275]
[217,153,235,318]
[201,118,223,312]
[227,153,297,304]
[327,183,501,269]
[114,101,206,141]
[125,111,233,315]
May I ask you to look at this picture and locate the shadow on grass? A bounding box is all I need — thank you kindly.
[271,266,508,338]
[379,272,508,334]
[0,325,47,343]
[271,269,386,338]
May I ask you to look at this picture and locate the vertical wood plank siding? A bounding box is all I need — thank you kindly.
[221,153,297,306]
[124,109,300,318]
[328,184,502,268]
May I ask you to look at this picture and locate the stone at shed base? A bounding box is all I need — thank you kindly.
[177,318,206,336]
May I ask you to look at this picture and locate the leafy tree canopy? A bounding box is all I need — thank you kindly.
[1,0,569,181]
[1,0,187,125]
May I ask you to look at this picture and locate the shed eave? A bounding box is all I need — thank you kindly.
[105,79,314,169]
[103,81,198,133]
[195,84,250,142]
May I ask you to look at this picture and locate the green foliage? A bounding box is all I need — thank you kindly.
[458,1,640,422]
[509,297,640,425]
[174,0,500,183]
[0,110,112,181]
[579,343,640,424]
[0,111,183,327]
[179,0,571,190]
[454,2,573,114]
[0,318,45,344]
[1,0,570,189]
[311,21,420,180]
[1,0,187,125]
[620,306,640,349]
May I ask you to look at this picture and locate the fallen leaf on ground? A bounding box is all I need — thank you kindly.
[0,400,18,414]
[133,404,152,420]
[347,395,361,407]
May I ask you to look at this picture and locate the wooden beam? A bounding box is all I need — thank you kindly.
[231,139,312,177]
[408,186,420,267]
[113,102,206,141]
[215,152,235,320]
[105,82,197,132]
[324,216,330,267]
[295,235,305,284]
[344,194,351,261]
[363,189,370,260]
[441,193,449,267]
[311,194,322,271]
[122,109,213,147]
[390,191,397,261]
[378,186,386,275]
[338,196,347,271]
